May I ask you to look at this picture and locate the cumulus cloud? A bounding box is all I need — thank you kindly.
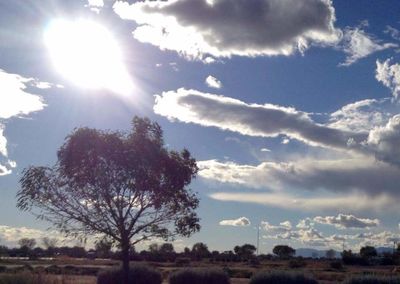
[0,225,77,248]
[264,224,327,247]
[199,157,400,196]
[328,98,390,133]
[376,59,400,99]
[0,69,50,175]
[210,191,397,212]
[219,217,250,226]
[366,115,400,166]
[262,220,292,234]
[0,70,46,120]
[154,88,366,150]
[114,0,340,60]
[356,231,400,247]
[339,27,397,66]
[296,218,314,230]
[313,214,379,229]
[262,217,399,249]
[205,75,222,89]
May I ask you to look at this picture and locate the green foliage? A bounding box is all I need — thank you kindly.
[272,245,296,259]
[97,264,162,284]
[191,243,210,260]
[344,276,400,284]
[250,271,318,284]
[330,260,344,270]
[288,258,307,268]
[169,268,230,284]
[234,244,256,260]
[360,246,377,258]
[222,267,253,278]
[175,257,191,267]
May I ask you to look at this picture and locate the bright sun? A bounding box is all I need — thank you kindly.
[44,19,133,95]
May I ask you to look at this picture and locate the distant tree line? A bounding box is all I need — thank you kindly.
[2,238,399,267]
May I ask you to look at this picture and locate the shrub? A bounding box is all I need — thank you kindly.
[330,260,344,270]
[222,267,253,279]
[175,257,191,267]
[343,276,400,284]
[288,258,307,268]
[0,266,6,273]
[45,264,62,274]
[0,274,48,284]
[169,268,230,284]
[250,271,318,284]
[97,264,162,284]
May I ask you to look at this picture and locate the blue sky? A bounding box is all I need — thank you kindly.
[2,0,400,253]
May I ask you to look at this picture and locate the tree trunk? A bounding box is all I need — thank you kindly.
[121,238,130,284]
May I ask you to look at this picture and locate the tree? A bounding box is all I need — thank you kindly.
[191,242,210,260]
[18,238,36,258]
[234,244,256,260]
[360,246,377,258]
[95,238,113,259]
[159,243,175,261]
[326,249,336,259]
[272,245,295,259]
[42,237,58,256]
[18,238,36,250]
[17,117,200,284]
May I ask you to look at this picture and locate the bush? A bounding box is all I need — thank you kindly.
[0,274,47,284]
[0,266,6,273]
[97,264,162,284]
[175,257,191,267]
[330,260,344,270]
[344,276,400,284]
[222,267,253,279]
[288,258,307,268]
[250,271,318,284]
[169,268,230,284]
[45,264,62,274]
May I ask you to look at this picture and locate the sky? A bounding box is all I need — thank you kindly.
[1,0,400,253]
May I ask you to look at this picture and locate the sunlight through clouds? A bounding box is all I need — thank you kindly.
[44,19,134,96]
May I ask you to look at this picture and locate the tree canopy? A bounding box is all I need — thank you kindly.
[17,116,200,284]
[273,245,296,258]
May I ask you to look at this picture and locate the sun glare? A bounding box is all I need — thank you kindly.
[44,19,133,95]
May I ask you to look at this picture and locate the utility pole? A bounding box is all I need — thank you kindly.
[256,224,260,255]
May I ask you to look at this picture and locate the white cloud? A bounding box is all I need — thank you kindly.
[0,69,46,120]
[313,214,379,229]
[0,225,76,248]
[296,218,314,230]
[0,125,7,157]
[329,98,390,133]
[0,69,50,175]
[385,26,400,41]
[210,191,397,212]
[376,59,400,99]
[366,115,400,166]
[261,220,292,234]
[199,157,400,196]
[87,0,104,7]
[339,27,396,66]
[260,148,271,152]
[0,163,11,176]
[154,88,366,151]
[114,0,340,60]
[205,75,222,89]
[219,217,250,227]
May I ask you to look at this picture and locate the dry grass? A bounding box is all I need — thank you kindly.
[1,258,400,284]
